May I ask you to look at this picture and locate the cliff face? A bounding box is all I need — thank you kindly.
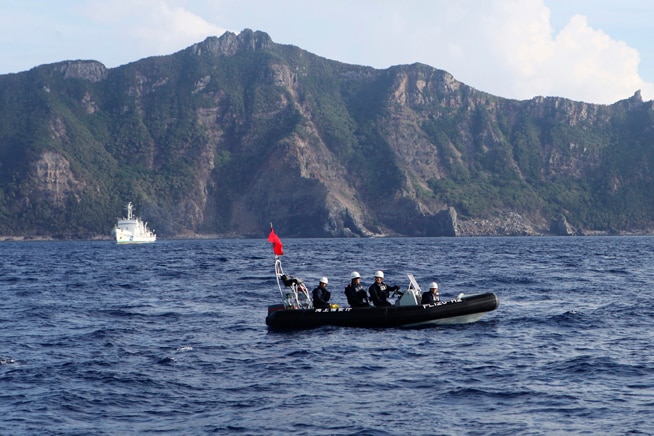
[0,29,653,238]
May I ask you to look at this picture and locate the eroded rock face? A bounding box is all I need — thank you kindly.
[31,152,82,206]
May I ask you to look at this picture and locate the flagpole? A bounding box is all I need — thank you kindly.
[270,222,277,260]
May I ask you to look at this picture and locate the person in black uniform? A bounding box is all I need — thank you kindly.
[421,282,440,304]
[368,270,399,307]
[344,271,370,307]
[312,277,331,309]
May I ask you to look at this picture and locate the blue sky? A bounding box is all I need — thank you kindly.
[1,0,652,104]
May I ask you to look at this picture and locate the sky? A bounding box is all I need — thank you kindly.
[1,0,653,105]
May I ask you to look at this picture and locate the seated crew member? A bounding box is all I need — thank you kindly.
[368,270,399,307]
[421,282,440,304]
[344,271,370,307]
[312,277,331,309]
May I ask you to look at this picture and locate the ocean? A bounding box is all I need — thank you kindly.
[1,236,653,435]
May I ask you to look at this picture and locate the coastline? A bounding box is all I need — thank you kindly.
[2,230,653,242]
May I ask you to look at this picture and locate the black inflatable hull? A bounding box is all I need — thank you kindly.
[265,292,499,329]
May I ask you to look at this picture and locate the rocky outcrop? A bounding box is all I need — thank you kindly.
[550,215,576,236]
[52,60,108,82]
[429,207,458,236]
[189,29,274,58]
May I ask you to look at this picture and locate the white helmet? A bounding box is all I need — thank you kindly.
[350,271,361,279]
[429,282,439,290]
[374,270,384,278]
[320,277,328,284]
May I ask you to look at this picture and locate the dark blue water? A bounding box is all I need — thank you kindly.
[1,237,653,435]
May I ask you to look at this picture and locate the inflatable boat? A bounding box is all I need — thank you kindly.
[265,253,499,330]
[266,291,499,329]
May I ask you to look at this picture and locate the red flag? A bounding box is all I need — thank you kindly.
[268,228,284,255]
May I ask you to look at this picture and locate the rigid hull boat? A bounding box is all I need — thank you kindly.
[111,202,156,244]
[265,253,499,330]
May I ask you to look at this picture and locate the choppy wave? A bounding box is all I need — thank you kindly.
[1,237,654,434]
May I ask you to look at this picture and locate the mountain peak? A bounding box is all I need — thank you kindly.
[191,29,274,58]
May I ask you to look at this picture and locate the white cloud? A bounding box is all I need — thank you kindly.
[541,14,646,102]
[79,0,226,63]
[418,0,653,103]
[126,1,226,51]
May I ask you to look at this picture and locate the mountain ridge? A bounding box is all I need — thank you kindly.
[0,29,653,239]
